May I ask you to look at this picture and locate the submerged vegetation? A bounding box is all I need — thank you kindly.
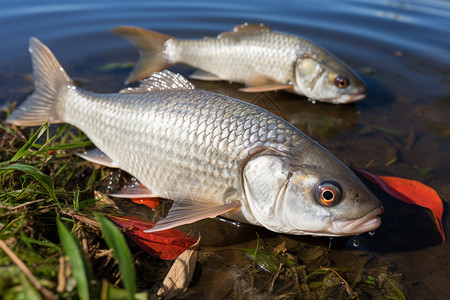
[0,114,407,299]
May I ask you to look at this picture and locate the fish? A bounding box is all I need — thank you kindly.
[112,23,367,104]
[7,38,383,236]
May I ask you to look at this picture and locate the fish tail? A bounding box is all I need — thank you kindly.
[112,26,173,83]
[6,37,73,127]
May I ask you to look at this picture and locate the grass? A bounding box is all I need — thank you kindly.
[0,121,147,299]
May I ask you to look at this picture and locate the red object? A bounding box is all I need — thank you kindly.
[131,182,160,210]
[109,216,196,260]
[355,168,445,242]
[130,198,160,210]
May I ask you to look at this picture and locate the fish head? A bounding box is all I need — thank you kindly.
[293,52,367,104]
[242,151,383,236]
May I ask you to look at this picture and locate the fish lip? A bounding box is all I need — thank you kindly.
[348,93,367,102]
[317,91,367,104]
[332,207,384,235]
[335,92,367,104]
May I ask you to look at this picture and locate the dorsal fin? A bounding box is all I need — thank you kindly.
[218,23,272,39]
[120,70,195,94]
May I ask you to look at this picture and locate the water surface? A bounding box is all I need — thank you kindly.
[0,0,449,299]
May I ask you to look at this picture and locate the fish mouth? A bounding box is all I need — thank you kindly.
[332,207,384,235]
[332,92,367,104]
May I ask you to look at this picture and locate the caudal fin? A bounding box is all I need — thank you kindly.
[7,38,73,127]
[112,26,172,83]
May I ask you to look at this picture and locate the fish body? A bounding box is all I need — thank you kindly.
[7,38,382,236]
[112,23,367,104]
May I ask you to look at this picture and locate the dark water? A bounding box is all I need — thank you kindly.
[1,0,449,298]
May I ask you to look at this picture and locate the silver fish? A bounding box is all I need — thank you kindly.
[112,23,367,104]
[7,38,383,236]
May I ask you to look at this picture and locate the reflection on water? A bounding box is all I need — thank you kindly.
[416,99,450,141]
[0,0,449,299]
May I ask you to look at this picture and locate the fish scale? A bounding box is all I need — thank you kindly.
[60,87,297,206]
[7,38,383,236]
[167,31,300,83]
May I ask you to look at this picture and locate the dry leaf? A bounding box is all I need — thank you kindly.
[157,243,199,298]
[94,191,119,209]
[129,197,160,210]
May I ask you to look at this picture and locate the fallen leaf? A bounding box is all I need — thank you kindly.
[129,198,160,210]
[354,168,445,242]
[94,191,119,209]
[109,216,196,260]
[122,182,160,210]
[157,240,199,298]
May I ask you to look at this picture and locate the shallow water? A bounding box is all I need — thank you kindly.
[1,0,449,298]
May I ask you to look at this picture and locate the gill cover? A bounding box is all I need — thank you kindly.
[243,154,292,231]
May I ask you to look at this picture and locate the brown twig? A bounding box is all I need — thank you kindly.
[0,198,46,210]
[268,263,283,293]
[57,256,67,293]
[320,267,353,295]
[0,239,58,300]
[64,208,100,228]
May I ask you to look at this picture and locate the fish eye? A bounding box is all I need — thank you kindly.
[334,76,349,88]
[315,180,343,207]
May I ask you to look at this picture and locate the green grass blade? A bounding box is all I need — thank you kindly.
[0,163,57,201]
[56,218,90,300]
[20,273,43,300]
[242,248,281,274]
[19,231,60,251]
[34,141,93,153]
[96,214,136,300]
[101,280,147,300]
[10,122,49,162]
[385,277,407,300]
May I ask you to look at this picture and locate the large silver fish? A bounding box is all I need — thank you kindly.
[112,23,367,104]
[7,38,383,236]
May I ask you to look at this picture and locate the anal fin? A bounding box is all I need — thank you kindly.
[109,185,161,199]
[144,200,241,233]
[189,69,223,81]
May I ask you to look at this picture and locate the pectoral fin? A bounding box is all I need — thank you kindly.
[77,148,118,168]
[240,84,293,93]
[144,200,241,233]
[240,73,293,93]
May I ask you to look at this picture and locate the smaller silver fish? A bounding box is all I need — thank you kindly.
[112,23,367,104]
